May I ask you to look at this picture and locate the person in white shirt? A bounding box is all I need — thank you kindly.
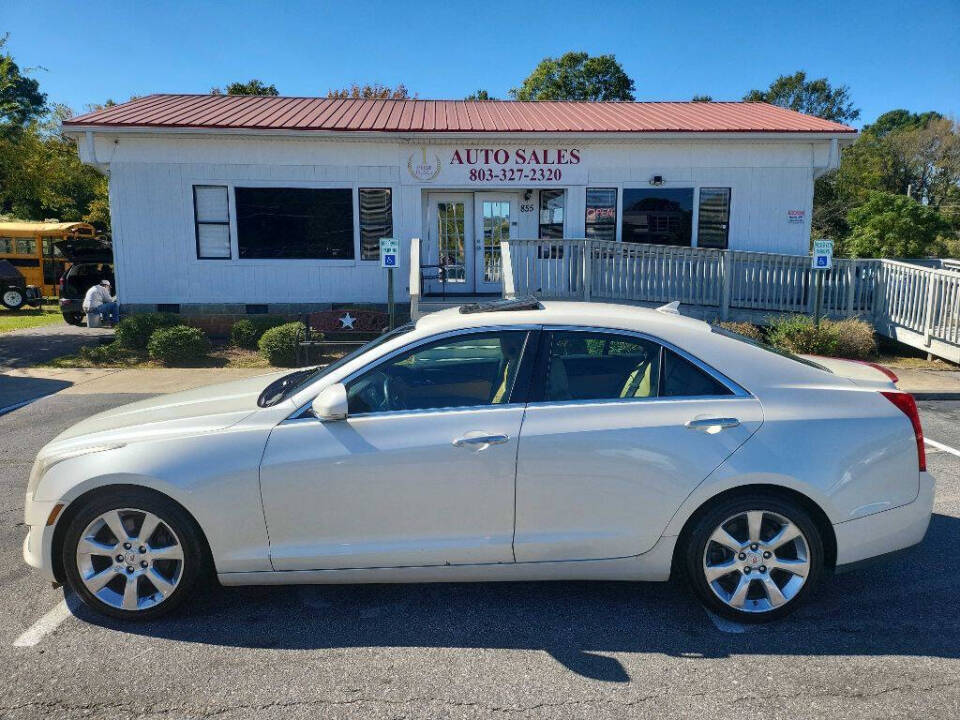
[82,279,119,325]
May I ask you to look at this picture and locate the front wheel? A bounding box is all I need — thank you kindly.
[2,288,25,310]
[62,490,204,620]
[684,494,823,622]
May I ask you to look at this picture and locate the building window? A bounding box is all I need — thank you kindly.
[359,188,393,261]
[193,185,231,259]
[697,187,731,249]
[236,187,354,260]
[622,188,694,246]
[585,188,617,242]
[539,189,565,239]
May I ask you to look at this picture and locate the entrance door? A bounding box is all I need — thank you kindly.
[475,193,518,294]
[426,193,473,294]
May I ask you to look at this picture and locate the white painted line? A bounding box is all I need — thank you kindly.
[0,397,42,417]
[925,438,960,458]
[705,608,747,634]
[13,594,78,648]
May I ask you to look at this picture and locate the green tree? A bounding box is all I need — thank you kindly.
[510,52,635,101]
[327,83,411,99]
[691,94,713,102]
[210,79,279,96]
[863,109,944,138]
[0,34,47,130]
[846,192,950,258]
[744,71,859,123]
[466,89,495,100]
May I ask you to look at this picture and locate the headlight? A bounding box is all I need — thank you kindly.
[27,443,126,497]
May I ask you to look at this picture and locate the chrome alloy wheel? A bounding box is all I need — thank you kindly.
[702,510,810,614]
[75,508,184,612]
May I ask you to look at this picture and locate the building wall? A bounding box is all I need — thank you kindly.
[95,133,832,307]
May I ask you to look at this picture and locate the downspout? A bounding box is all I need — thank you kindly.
[812,137,840,179]
[83,131,111,174]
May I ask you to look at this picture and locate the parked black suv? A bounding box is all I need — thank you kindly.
[56,238,115,325]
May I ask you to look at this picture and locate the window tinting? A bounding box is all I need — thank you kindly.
[236,187,354,260]
[359,188,393,261]
[544,331,661,402]
[539,189,565,239]
[660,348,732,397]
[346,331,528,414]
[622,188,693,246]
[585,188,617,242]
[194,185,231,259]
[697,188,731,249]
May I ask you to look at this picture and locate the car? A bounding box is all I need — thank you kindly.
[55,237,114,325]
[23,298,934,622]
[0,259,43,310]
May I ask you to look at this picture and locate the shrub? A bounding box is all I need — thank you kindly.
[147,325,210,365]
[715,321,765,342]
[230,316,285,349]
[115,312,178,350]
[766,315,876,359]
[258,321,307,367]
[78,341,139,365]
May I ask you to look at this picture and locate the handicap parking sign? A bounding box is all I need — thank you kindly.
[379,238,399,269]
[812,239,833,270]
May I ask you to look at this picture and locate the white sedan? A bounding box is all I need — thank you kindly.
[23,299,934,622]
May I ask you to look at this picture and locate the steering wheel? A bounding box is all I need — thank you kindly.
[383,374,408,411]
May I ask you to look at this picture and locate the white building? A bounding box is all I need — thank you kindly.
[65,95,855,315]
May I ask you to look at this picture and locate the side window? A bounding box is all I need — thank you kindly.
[345,331,529,414]
[544,331,661,402]
[660,348,733,397]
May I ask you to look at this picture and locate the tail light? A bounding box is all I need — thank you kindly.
[881,391,926,472]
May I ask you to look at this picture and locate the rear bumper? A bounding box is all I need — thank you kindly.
[834,471,935,569]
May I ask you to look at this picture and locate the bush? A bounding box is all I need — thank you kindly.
[715,321,765,342]
[115,312,178,350]
[258,321,306,367]
[147,325,210,365]
[230,316,285,349]
[78,341,139,365]
[766,315,876,359]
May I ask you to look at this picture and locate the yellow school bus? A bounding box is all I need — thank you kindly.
[0,221,97,296]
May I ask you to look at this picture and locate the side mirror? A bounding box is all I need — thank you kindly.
[311,383,348,421]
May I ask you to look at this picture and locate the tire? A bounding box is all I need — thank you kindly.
[63,312,85,326]
[2,288,25,310]
[62,489,205,620]
[684,493,823,623]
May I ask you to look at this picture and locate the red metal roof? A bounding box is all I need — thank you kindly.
[64,94,856,134]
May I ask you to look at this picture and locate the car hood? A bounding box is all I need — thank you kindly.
[47,371,288,450]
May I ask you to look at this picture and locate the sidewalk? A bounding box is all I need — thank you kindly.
[892,368,960,399]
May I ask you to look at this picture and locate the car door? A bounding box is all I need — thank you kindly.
[513,328,763,563]
[259,328,535,571]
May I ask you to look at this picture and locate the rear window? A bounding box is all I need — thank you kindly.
[711,325,831,372]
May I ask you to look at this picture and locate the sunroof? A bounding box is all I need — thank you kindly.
[459,296,543,314]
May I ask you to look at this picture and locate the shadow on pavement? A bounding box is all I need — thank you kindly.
[0,374,73,411]
[70,513,960,682]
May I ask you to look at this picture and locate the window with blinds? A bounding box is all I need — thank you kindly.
[697,188,731,249]
[194,185,231,259]
[359,188,393,261]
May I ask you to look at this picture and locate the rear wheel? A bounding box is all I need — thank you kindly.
[62,489,204,620]
[2,288,25,310]
[684,494,823,622]
[63,312,85,326]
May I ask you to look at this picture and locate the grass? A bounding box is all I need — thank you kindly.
[0,304,64,334]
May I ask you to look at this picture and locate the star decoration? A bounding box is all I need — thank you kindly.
[338,312,356,330]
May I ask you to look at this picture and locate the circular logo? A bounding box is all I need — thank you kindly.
[407,147,442,182]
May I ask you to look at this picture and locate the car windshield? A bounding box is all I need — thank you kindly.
[257,322,417,407]
[711,325,831,372]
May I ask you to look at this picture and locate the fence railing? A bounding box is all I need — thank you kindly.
[498,238,960,362]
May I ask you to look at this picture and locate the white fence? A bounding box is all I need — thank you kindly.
[499,239,960,363]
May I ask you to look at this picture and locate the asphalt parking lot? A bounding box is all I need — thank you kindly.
[0,389,958,719]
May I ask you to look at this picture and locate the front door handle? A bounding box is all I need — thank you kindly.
[685,417,741,432]
[452,433,509,448]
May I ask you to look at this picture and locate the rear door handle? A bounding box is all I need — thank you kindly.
[452,433,509,448]
[685,417,741,432]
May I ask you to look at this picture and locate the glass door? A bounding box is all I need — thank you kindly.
[475,193,517,294]
[426,193,473,294]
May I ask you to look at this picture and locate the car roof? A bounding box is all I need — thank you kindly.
[414,300,712,336]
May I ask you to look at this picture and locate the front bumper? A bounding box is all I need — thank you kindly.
[22,493,61,582]
[834,471,935,568]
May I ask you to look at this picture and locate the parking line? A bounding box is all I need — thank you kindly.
[13,594,78,648]
[704,609,747,634]
[925,438,960,458]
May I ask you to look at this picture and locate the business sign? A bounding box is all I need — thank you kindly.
[402,146,587,185]
[812,239,833,269]
[379,238,399,268]
[788,209,805,224]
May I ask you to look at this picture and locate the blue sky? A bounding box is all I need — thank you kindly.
[5,0,958,127]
